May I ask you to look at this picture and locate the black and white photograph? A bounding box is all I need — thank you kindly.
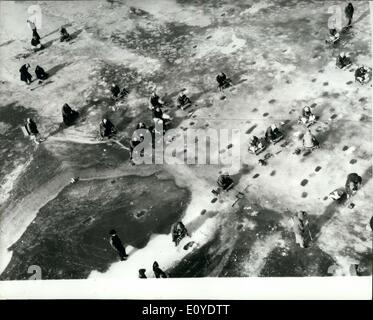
[0,0,372,300]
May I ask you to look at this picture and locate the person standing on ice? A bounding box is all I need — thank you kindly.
[24,118,42,144]
[111,83,121,98]
[27,19,41,42]
[345,2,354,26]
[171,222,189,246]
[291,211,311,248]
[27,19,43,50]
[109,229,128,261]
[153,261,167,278]
[19,63,33,85]
[99,118,117,139]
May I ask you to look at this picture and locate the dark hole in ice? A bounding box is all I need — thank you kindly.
[343,146,349,151]
[246,124,257,134]
[349,159,357,164]
[269,99,276,104]
[270,170,276,176]
[200,209,206,215]
[301,179,308,186]
[301,192,308,198]
[315,166,322,172]
[253,173,260,179]
[263,112,269,117]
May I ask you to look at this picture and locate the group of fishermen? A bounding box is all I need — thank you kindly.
[327,2,354,45]
[20,4,371,276]
[19,63,49,85]
[20,23,73,85]
[100,74,230,160]
[218,3,370,250]
[327,3,371,83]
[27,19,72,52]
[109,221,190,278]
[335,51,371,84]
[24,103,79,143]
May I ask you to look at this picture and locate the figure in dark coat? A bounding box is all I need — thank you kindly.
[109,229,128,261]
[345,173,362,197]
[336,52,352,69]
[171,222,189,246]
[138,269,147,278]
[149,91,164,109]
[35,65,49,80]
[153,261,167,278]
[60,27,71,42]
[355,66,370,84]
[265,124,283,143]
[216,72,232,91]
[217,173,234,190]
[111,84,121,98]
[31,33,43,50]
[62,103,79,126]
[153,106,163,121]
[345,3,354,26]
[19,64,32,84]
[176,91,191,109]
[99,118,117,138]
[25,118,39,136]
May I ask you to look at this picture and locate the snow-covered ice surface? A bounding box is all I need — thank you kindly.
[0,0,372,279]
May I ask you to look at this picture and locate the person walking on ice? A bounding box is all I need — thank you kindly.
[109,229,128,261]
[291,211,312,248]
